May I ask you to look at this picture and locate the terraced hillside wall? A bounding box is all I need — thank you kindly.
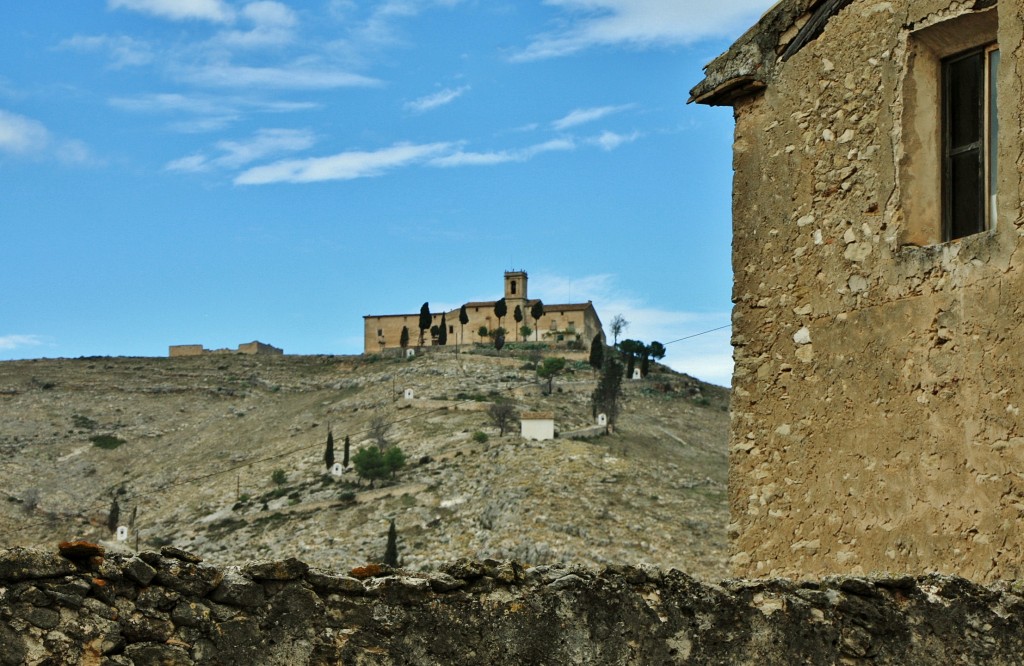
[4,545,1024,665]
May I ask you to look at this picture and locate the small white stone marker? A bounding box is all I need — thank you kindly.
[404,388,414,400]
[116,526,128,542]
[597,413,608,427]
[406,348,416,358]
[632,368,642,380]
[331,462,344,477]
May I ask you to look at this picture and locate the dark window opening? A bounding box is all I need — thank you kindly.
[943,45,998,240]
[510,281,517,295]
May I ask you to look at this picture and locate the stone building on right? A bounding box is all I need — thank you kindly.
[692,0,1023,581]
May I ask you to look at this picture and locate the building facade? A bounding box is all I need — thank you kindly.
[363,271,604,353]
[693,0,1023,580]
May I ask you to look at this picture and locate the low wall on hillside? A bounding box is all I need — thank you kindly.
[3,545,1024,665]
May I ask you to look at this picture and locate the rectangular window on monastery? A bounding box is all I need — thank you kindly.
[899,8,998,247]
[943,45,999,240]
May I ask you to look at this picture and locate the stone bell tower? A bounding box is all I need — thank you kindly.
[504,270,528,301]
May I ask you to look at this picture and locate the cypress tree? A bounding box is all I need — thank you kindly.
[343,435,351,468]
[418,302,431,347]
[107,496,120,534]
[438,313,448,346]
[325,428,335,470]
[383,519,399,567]
[530,301,545,340]
[513,305,524,340]
[459,304,469,348]
[399,326,410,350]
[589,334,604,371]
[494,298,507,331]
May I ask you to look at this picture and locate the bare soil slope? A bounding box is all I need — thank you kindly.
[0,349,730,578]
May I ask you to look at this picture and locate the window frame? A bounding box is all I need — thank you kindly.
[898,8,998,247]
[941,43,999,241]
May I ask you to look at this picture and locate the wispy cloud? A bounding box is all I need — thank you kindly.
[235,141,453,184]
[513,0,770,61]
[110,93,317,132]
[530,271,733,386]
[552,104,632,130]
[58,34,154,68]
[108,0,235,23]
[0,334,45,351]
[167,128,316,172]
[214,1,298,48]
[429,138,574,167]
[0,110,50,155]
[0,110,95,165]
[178,63,381,89]
[588,129,640,151]
[405,85,469,113]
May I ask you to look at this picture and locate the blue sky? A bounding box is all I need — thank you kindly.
[1,0,773,387]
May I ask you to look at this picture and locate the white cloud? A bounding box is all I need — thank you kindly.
[552,104,632,130]
[0,110,97,165]
[167,128,316,172]
[0,110,50,155]
[166,154,211,172]
[405,86,469,113]
[513,0,771,61]
[179,63,380,89]
[58,34,154,68]
[429,138,574,167]
[529,271,733,386]
[216,1,298,48]
[589,129,640,151]
[0,334,44,351]
[108,0,236,22]
[235,141,452,184]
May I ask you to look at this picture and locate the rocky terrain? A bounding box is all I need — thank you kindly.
[0,347,730,579]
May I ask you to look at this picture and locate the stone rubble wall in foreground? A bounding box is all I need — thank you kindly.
[2,545,1024,665]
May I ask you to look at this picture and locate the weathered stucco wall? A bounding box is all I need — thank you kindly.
[5,545,1024,665]
[717,0,1024,580]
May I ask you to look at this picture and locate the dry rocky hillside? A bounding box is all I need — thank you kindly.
[0,348,730,579]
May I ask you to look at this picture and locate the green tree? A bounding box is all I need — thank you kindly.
[383,519,399,567]
[418,302,431,348]
[343,435,351,468]
[493,298,507,331]
[384,446,406,477]
[619,339,645,379]
[399,326,410,350]
[438,313,448,346]
[513,305,524,340]
[520,324,533,341]
[610,314,629,345]
[592,354,624,431]
[537,357,566,394]
[324,427,335,470]
[272,469,287,485]
[649,341,667,361]
[478,325,489,343]
[530,301,544,341]
[589,334,604,371]
[493,327,505,352]
[459,304,469,349]
[352,447,389,486]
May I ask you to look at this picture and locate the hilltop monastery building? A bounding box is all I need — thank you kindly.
[363,271,603,353]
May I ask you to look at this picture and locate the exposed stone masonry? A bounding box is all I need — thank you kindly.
[694,0,1024,580]
[5,545,1024,665]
